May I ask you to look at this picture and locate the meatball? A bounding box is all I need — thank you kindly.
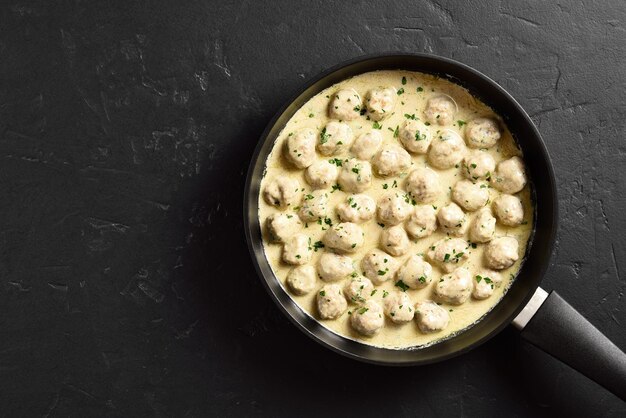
[424,94,457,126]
[384,291,414,323]
[365,87,396,121]
[380,224,410,256]
[377,192,413,226]
[399,119,433,154]
[336,194,376,224]
[463,151,495,181]
[297,190,328,222]
[284,128,316,169]
[282,233,312,265]
[344,275,375,304]
[415,300,450,333]
[263,177,301,209]
[484,237,519,270]
[351,131,383,161]
[406,205,438,239]
[451,179,489,212]
[328,89,361,121]
[322,222,364,254]
[372,144,412,177]
[428,129,466,169]
[317,252,354,282]
[427,237,469,273]
[434,267,472,305]
[491,156,527,194]
[350,299,384,336]
[286,265,316,295]
[493,194,524,226]
[465,117,501,148]
[266,212,302,243]
[361,249,399,284]
[437,202,469,236]
[396,255,433,289]
[472,269,503,300]
[469,207,496,243]
[405,167,440,203]
[317,284,348,319]
[318,121,354,156]
[338,159,372,193]
[304,160,339,189]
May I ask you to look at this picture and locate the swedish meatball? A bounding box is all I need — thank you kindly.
[377,192,412,226]
[365,87,396,121]
[318,121,354,156]
[338,159,372,193]
[465,117,501,148]
[415,300,450,333]
[317,252,354,282]
[399,119,432,154]
[435,267,472,305]
[437,202,469,236]
[452,180,489,212]
[472,269,503,299]
[491,156,527,194]
[396,255,433,289]
[286,265,316,295]
[305,160,339,189]
[380,224,410,256]
[361,249,399,284]
[405,205,438,239]
[463,151,495,181]
[493,194,524,226]
[344,275,375,304]
[263,177,301,209]
[384,291,414,323]
[427,237,469,273]
[372,144,411,177]
[317,284,348,319]
[282,233,312,265]
[323,222,364,253]
[428,129,466,169]
[351,131,383,160]
[350,299,384,336]
[405,167,440,203]
[424,94,457,126]
[484,237,519,270]
[266,212,302,242]
[469,207,496,243]
[298,190,328,222]
[336,194,376,224]
[284,129,316,169]
[328,89,361,121]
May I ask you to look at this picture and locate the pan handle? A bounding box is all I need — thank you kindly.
[513,288,626,401]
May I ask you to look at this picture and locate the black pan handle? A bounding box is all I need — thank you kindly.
[517,289,626,401]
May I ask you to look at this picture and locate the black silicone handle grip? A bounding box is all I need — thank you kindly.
[520,290,626,401]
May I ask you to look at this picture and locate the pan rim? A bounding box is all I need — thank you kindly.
[243,52,558,365]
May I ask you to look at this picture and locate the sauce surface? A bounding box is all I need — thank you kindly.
[258,70,533,349]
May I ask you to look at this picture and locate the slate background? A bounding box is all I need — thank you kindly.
[0,0,625,416]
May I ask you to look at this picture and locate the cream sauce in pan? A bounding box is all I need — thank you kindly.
[258,70,533,349]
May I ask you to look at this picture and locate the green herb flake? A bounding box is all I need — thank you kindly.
[395,280,409,292]
[319,127,330,144]
[416,86,424,92]
[397,87,405,95]
[373,121,382,130]
[319,290,326,296]
[401,76,407,85]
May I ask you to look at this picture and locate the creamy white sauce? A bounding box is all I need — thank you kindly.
[258,70,533,349]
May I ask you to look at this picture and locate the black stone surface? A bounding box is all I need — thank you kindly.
[1,0,624,416]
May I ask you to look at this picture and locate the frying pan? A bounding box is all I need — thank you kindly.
[243,53,626,400]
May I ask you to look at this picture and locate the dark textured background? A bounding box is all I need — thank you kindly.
[0,0,625,416]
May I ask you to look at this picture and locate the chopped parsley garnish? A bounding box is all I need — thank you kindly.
[394,125,399,138]
[382,290,389,298]
[319,127,330,144]
[395,280,409,292]
[382,183,388,189]
[401,76,407,85]
[373,121,382,129]
[357,307,369,315]
[308,113,314,118]
[319,290,326,296]
[418,276,427,284]
[404,113,417,120]
[416,86,423,92]
[331,184,341,192]
[370,289,378,296]
[377,269,388,276]
[352,167,360,174]
[444,253,451,262]
[457,120,467,127]
[313,241,324,251]
[351,243,357,248]
[397,87,405,95]
[329,158,343,167]
[415,130,425,141]
[353,105,361,112]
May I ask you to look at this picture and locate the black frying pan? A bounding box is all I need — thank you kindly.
[243,53,626,400]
